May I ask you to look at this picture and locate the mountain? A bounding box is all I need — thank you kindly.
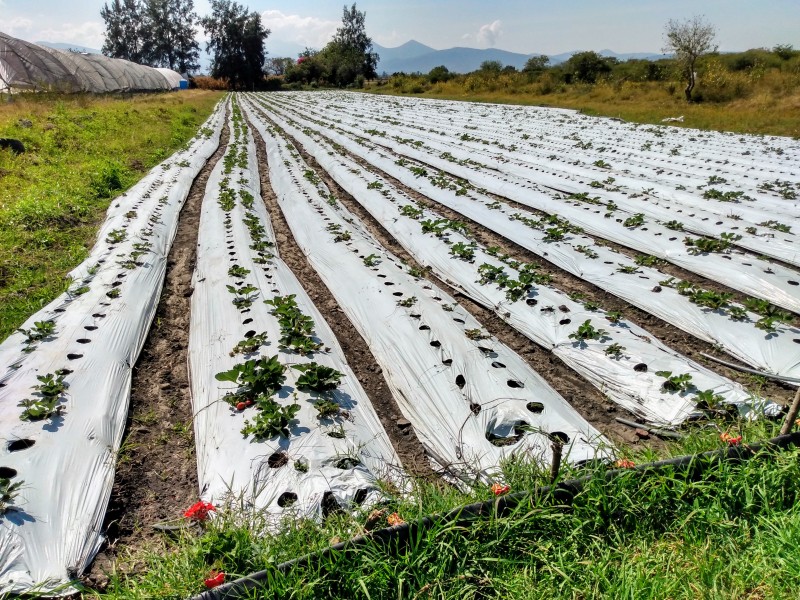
[36,41,100,54]
[372,40,664,74]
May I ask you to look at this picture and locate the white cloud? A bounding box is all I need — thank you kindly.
[0,18,105,49]
[260,10,338,50]
[0,17,34,36]
[477,20,502,47]
[35,21,106,50]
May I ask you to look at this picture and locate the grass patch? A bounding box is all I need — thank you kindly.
[93,418,800,599]
[0,90,223,339]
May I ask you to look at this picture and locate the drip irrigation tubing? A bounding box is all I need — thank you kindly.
[189,429,800,600]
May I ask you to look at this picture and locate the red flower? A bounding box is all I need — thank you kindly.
[720,432,742,446]
[204,571,225,588]
[184,500,216,521]
[490,483,510,496]
[387,512,405,526]
[615,458,636,469]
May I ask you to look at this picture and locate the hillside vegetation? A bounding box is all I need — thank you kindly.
[367,47,800,137]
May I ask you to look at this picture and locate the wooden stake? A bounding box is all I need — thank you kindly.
[780,387,800,436]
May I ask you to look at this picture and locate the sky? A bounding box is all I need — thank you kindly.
[1,0,799,58]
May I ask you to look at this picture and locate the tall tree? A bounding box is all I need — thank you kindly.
[321,3,378,86]
[101,0,145,62]
[663,15,717,101]
[201,0,270,89]
[142,0,200,73]
[102,0,200,72]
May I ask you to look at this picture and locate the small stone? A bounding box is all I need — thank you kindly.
[635,428,651,440]
[159,382,170,390]
[605,404,616,413]
[396,418,411,429]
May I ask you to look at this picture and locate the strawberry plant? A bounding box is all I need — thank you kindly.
[655,371,694,393]
[758,220,791,233]
[215,356,286,407]
[604,343,626,358]
[634,254,664,267]
[106,229,127,244]
[362,254,380,267]
[0,477,23,514]
[477,264,508,286]
[265,295,323,354]
[465,328,489,341]
[397,296,417,307]
[314,398,341,418]
[241,401,300,439]
[623,213,645,228]
[226,283,259,309]
[568,320,610,342]
[229,332,269,356]
[664,220,684,231]
[617,264,641,274]
[400,205,423,219]
[18,371,67,421]
[605,311,623,324]
[695,389,725,411]
[18,320,56,350]
[292,363,344,393]
[684,233,741,254]
[688,289,733,310]
[449,242,475,261]
[227,265,251,279]
[574,245,598,259]
[543,227,567,242]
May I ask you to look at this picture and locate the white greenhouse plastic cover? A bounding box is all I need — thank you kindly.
[0,31,178,93]
[248,94,779,426]
[188,100,401,523]
[155,67,185,90]
[0,102,225,594]
[258,99,800,381]
[243,98,610,479]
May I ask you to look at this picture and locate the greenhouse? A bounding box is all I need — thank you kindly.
[0,31,184,94]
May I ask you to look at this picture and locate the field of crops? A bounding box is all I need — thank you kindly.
[0,91,798,593]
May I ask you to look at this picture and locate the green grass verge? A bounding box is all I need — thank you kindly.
[93,419,800,599]
[0,90,223,340]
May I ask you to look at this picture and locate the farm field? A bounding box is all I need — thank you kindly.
[0,91,799,596]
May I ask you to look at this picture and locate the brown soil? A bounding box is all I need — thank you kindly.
[242,105,433,479]
[82,114,230,590]
[264,118,660,449]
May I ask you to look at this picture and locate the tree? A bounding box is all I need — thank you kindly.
[265,57,294,76]
[663,15,717,101]
[322,3,379,86]
[478,60,503,76]
[201,0,270,89]
[142,0,200,72]
[101,0,145,62]
[773,44,796,61]
[101,0,200,72]
[523,55,550,75]
[427,65,451,83]
[564,51,612,84]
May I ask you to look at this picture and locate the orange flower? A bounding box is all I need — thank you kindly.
[387,512,405,526]
[720,432,742,446]
[615,458,636,469]
[204,571,225,588]
[490,482,511,496]
[184,500,216,521]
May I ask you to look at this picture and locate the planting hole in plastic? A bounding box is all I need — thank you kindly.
[67,353,83,360]
[277,492,297,507]
[526,298,538,306]
[84,326,98,331]
[92,313,106,318]
[393,292,403,297]
[267,451,288,468]
[244,330,256,339]
[527,402,544,414]
[354,488,368,505]
[0,467,17,478]
[491,361,506,368]
[77,339,91,344]
[321,491,341,517]
[551,431,570,443]
[559,319,571,325]
[789,281,799,286]
[455,374,466,389]
[243,318,253,324]
[453,318,465,324]
[634,363,648,372]
[507,380,524,388]
[442,358,453,366]
[419,324,430,331]
[430,340,441,348]
[8,439,35,452]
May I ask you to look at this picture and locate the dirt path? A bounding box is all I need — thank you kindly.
[83,112,231,590]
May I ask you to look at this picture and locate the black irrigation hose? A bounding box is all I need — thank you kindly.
[190,430,800,600]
